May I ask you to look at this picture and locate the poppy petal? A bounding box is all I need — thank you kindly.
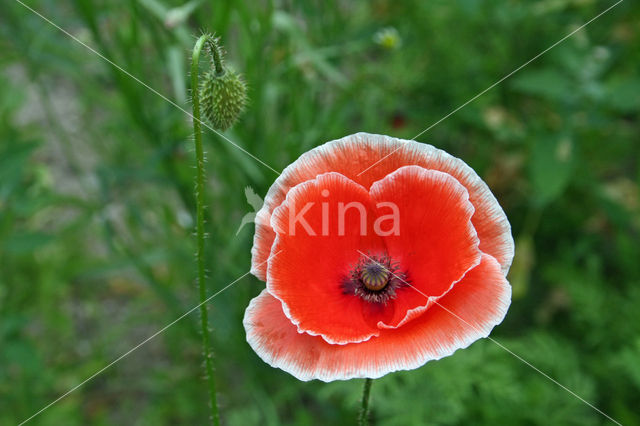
[244,254,511,382]
[251,133,513,281]
[251,208,277,279]
[267,172,389,344]
[369,165,481,328]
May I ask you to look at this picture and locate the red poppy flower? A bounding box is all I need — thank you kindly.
[244,133,513,381]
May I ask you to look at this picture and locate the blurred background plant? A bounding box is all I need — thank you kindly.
[0,0,638,424]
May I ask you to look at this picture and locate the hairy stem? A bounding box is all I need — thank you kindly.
[208,38,225,76]
[191,34,220,426]
[358,378,373,426]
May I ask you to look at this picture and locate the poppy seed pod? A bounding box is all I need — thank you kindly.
[199,67,247,131]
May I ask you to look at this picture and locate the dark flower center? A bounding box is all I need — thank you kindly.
[342,253,408,304]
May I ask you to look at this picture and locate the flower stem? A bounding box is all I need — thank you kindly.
[206,37,225,76]
[358,378,373,425]
[191,34,220,426]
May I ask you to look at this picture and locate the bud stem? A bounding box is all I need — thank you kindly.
[206,37,225,76]
[191,33,220,426]
[358,378,374,425]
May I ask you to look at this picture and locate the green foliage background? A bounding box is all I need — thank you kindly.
[1,0,639,424]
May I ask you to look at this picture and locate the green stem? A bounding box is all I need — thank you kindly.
[358,378,373,425]
[191,34,220,426]
[205,37,225,76]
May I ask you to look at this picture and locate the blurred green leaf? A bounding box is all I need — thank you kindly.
[512,68,575,103]
[529,136,574,206]
[603,77,640,113]
[1,232,54,254]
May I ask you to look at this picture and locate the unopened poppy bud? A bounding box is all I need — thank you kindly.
[199,67,248,131]
[198,36,247,131]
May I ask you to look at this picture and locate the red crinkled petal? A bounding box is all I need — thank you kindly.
[244,254,511,382]
[369,166,481,329]
[266,172,389,344]
[251,133,513,282]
